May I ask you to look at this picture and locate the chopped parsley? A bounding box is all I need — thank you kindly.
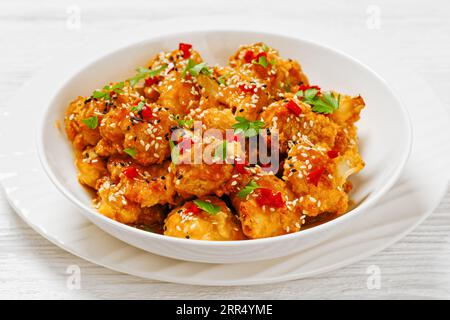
[182,59,212,78]
[237,180,261,198]
[193,199,221,215]
[295,88,340,114]
[128,64,168,87]
[256,55,268,68]
[174,115,194,128]
[169,140,180,164]
[92,82,124,100]
[217,76,227,85]
[81,116,98,129]
[131,101,145,113]
[124,148,137,158]
[232,116,265,138]
[214,140,228,161]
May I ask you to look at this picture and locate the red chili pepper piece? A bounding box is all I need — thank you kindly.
[256,188,284,208]
[185,202,201,215]
[227,133,241,143]
[233,159,248,174]
[141,106,154,120]
[307,166,325,186]
[179,43,192,58]
[239,83,256,94]
[255,52,267,60]
[298,84,321,93]
[243,50,254,63]
[286,99,302,116]
[178,137,193,155]
[145,76,159,86]
[327,150,339,159]
[123,166,138,180]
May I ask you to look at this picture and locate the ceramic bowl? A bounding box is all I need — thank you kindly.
[37,30,412,263]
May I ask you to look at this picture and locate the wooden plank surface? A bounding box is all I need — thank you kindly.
[0,0,449,299]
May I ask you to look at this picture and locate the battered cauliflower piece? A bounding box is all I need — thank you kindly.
[330,95,365,126]
[122,105,175,165]
[261,94,339,153]
[164,196,245,240]
[215,66,271,121]
[283,141,364,217]
[75,146,107,189]
[145,48,204,115]
[229,42,309,98]
[106,158,177,207]
[232,174,302,239]
[188,107,236,133]
[65,96,107,153]
[171,131,245,198]
[95,177,141,224]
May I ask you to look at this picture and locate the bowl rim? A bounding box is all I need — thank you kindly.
[36,29,413,247]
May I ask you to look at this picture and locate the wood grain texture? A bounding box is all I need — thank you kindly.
[0,0,449,299]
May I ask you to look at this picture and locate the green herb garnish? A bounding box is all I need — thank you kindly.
[193,200,221,215]
[124,148,137,158]
[217,76,227,85]
[295,89,340,114]
[81,116,98,129]
[128,64,168,87]
[175,117,194,128]
[253,54,269,68]
[92,82,124,100]
[214,141,228,161]
[182,59,212,78]
[169,140,180,164]
[131,101,145,112]
[237,180,260,199]
[232,116,265,138]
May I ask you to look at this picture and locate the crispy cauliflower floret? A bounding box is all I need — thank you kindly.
[65,96,107,153]
[330,95,365,126]
[283,141,364,217]
[188,107,236,133]
[144,48,204,115]
[121,106,175,165]
[171,134,245,198]
[261,95,339,153]
[232,174,301,239]
[106,157,176,207]
[95,177,141,224]
[229,42,309,98]
[75,146,107,189]
[164,196,245,240]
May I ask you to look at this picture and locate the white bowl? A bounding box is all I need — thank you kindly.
[37,30,412,264]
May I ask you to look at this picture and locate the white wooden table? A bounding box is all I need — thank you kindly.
[1,0,449,299]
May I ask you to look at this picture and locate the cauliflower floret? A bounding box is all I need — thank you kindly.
[75,146,107,189]
[95,177,141,224]
[106,157,176,207]
[188,107,236,133]
[283,141,363,217]
[164,196,245,240]
[143,48,204,115]
[330,95,365,126]
[232,174,301,239]
[121,105,176,165]
[229,42,309,98]
[261,95,338,153]
[171,133,245,198]
[65,96,107,153]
